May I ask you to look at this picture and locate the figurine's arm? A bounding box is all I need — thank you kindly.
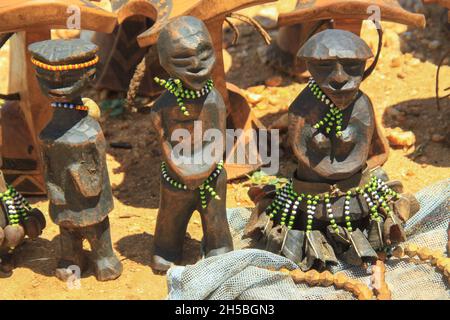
[203,89,226,158]
[68,162,102,198]
[329,95,375,175]
[149,107,174,162]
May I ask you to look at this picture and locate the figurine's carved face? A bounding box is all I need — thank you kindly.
[35,67,96,102]
[158,17,216,91]
[307,59,365,110]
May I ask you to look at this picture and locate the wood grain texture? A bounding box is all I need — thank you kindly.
[278,0,426,28]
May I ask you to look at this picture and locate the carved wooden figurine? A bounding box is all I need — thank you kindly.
[245,29,419,271]
[0,0,116,195]
[150,16,234,272]
[266,0,425,78]
[28,39,122,281]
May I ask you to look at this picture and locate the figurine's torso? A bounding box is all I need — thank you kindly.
[289,88,375,183]
[151,88,226,189]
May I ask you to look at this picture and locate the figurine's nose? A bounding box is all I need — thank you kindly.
[329,64,348,90]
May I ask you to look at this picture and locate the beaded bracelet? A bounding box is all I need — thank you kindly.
[308,78,344,137]
[154,77,214,116]
[265,175,399,235]
[31,56,99,71]
[51,102,89,111]
[161,161,224,209]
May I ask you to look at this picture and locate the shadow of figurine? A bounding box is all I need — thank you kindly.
[28,39,123,282]
[149,16,234,273]
[116,232,202,271]
[245,29,420,272]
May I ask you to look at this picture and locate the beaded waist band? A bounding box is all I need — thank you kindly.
[265,174,399,234]
[292,168,372,197]
[161,161,224,209]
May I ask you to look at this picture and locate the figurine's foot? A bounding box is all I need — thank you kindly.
[151,254,174,274]
[93,255,123,282]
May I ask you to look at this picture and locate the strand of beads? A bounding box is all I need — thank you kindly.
[161,162,188,190]
[199,161,224,208]
[306,195,318,233]
[51,102,89,111]
[0,187,22,226]
[308,78,344,137]
[154,77,214,116]
[160,161,224,209]
[325,193,339,233]
[10,187,30,222]
[344,190,354,233]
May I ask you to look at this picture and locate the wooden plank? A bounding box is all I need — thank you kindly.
[278,0,426,28]
[0,0,117,33]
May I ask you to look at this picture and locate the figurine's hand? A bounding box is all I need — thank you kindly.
[69,163,102,198]
[311,131,331,152]
[46,182,67,206]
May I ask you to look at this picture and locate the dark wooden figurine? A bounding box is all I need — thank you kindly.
[245,29,419,271]
[28,39,122,282]
[0,0,117,196]
[266,0,425,78]
[150,16,234,272]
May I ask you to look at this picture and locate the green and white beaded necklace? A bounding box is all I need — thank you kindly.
[308,78,344,137]
[154,77,214,116]
[160,161,224,209]
[265,175,399,235]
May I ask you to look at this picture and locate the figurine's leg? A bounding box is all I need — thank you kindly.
[0,252,14,277]
[82,217,122,282]
[198,170,233,258]
[152,181,197,272]
[55,227,87,282]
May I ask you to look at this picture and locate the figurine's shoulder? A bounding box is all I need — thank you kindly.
[289,86,320,116]
[352,91,375,116]
[58,117,103,145]
[205,88,226,110]
[152,91,173,113]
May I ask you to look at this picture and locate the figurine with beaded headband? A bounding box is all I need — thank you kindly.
[0,167,46,277]
[245,29,420,271]
[28,39,122,282]
[150,16,234,272]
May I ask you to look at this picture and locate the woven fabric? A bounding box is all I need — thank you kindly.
[167,179,450,300]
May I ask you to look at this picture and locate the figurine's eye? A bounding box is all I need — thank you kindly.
[342,61,364,75]
[315,61,334,68]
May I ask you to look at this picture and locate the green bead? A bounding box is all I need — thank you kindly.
[345,216,351,221]
[330,219,336,224]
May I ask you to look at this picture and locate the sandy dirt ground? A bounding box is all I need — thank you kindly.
[0,1,449,300]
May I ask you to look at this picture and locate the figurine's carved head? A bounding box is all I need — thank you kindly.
[298,29,373,110]
[157,16,216,91]
[28,39,98,102]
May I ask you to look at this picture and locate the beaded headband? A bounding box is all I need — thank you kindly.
[31,56,99,71]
